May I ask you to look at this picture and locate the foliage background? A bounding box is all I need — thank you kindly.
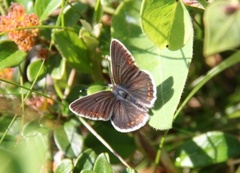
[0,0,240,173]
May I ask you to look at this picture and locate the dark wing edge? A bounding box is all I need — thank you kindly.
[69,91,115,121]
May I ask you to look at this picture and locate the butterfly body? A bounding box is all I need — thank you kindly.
[112,84,144,109]
[69,39,156,132]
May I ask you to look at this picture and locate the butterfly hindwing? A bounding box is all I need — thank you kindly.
[69,91,115,120]
[110,99,149,132]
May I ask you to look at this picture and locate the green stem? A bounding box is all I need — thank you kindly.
[23,60,45,102]
[0,2,6,15]
[0,78,60,105]
[60,0,66,27]
[174,51,240,120]
[19,66,25,135]
[0,114,17,144]
[154,130,169,171]
[79,117,131,168]
[0,25,76,36]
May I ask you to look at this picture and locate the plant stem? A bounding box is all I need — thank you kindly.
[79,117,131,168]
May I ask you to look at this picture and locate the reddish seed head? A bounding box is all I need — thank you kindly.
[0,3,40,51]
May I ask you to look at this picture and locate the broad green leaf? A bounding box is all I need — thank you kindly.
[34,0,61,21]
[93,153,112,173]
[0,41,27,70]
[112,0,193,130]
[63,2,87,27]
[0,148,21,173]
[174,131,240,168]
[22,120,49,136]
[55,159,73,173]
[54,119,83,158]
[26,59,47,82]
[204,0,240,56]
[47,54,66,79]
[74,149,97,172]
[141,0,192,50]
[52,30,91,73]
[17,122,49,173]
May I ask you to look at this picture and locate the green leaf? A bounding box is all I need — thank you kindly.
[63,2,87,27]
[93,153,112,173]
[22,120,49,136]
[34,0,61,21]
[0,41,27,70]
[0,148,21,173]
[17,122,50,173]
[87,85,110,95]
[55,159,73,173]
[81,35,99,51]
[66,84,88,103]
[204,1,240,56]
[26,59,47,82]
[93,0,103,24]
[54,119,83,158]
[141,0,193,50]
[52,30,91,73]
[80,20,93,33]
[0,134,17,151]
[0,116,21,136]
[112,0,193,130]
[74,149,97,172]
[47,54,66,79]
[15,0,34,13]
[174,131,240,168]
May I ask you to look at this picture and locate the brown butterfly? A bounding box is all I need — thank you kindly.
[69,39,156,132]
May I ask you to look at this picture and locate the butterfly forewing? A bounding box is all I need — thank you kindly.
[69,91,115,120]
[110,39,139,86]
[111,99,149,132]
[111,39,156,107]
